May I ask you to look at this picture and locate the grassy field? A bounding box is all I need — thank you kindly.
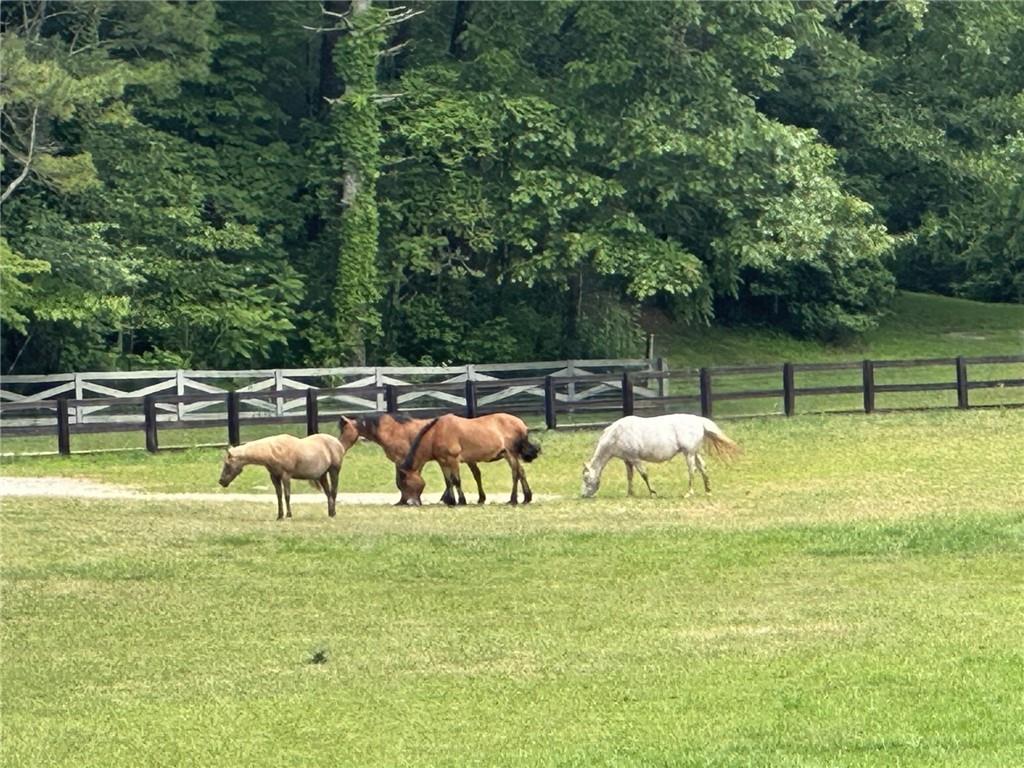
[3,408,1023,766]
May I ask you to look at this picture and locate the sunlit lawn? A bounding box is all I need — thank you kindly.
[2,409,1023,766]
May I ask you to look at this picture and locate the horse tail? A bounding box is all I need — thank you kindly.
[514,433,541,462]
[400,418,439,470]
[701,418,741,462]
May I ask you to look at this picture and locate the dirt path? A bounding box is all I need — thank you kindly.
[0,476,402,505]
[0,476,560,505]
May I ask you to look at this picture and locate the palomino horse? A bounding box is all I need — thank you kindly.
[219,425,358,519]
[581,413,740,498]
[399,413,540,506]
[339,413,486,505]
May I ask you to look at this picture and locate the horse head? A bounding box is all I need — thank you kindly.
[580,462,600,498]
[219,449,244,487]
[338,416,360,450]
[397,466,426,505]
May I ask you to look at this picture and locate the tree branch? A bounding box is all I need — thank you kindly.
[1,106,39,204]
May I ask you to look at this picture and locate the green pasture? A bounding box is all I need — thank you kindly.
[3,408,1023,767]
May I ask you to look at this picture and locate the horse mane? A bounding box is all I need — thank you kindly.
[400,417,439,471]
[353,412,417,441]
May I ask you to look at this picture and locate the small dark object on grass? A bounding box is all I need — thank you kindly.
[308,647,329,665]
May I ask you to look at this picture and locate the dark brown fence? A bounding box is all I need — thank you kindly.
[2,354,1021,456]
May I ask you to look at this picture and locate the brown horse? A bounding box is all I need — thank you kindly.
[398,413,540,506]
[218,427,358,520]
[339,413,485,505]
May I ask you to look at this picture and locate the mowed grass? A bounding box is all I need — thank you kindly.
[2,409,1023,767]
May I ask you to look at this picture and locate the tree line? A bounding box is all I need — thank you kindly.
[2,1,1021,373]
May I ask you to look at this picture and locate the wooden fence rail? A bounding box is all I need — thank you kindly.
[1,354,1022,456]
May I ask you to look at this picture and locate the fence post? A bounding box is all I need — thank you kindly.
[956,356,969,409]
[656,357,669,399]
[144,395,159,453]
[57,398,71,456]
[783,362,795,417]
[175,369,185,423]
[465,379,478,418]
[306,388,319,435]
[385,384,398,413]
[645,333,655,360]
[862,360,875,414]
[227,391,241,447]
[544,376,557,429]
[699,367,713,418]
[274,369,284,417]
[73,373,84,425]
[621,372,634,417]
[374,368,385,411]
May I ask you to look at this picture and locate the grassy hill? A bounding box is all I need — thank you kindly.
[646,291,1024,367]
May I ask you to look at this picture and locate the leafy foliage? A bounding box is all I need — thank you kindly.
[1,0,1019,373]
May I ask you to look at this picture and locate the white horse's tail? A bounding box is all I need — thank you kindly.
[701,418,741,462]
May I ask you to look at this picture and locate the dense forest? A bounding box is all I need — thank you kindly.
[2,0,1021,373]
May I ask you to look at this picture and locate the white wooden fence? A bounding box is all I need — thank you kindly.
[0,359,665,428]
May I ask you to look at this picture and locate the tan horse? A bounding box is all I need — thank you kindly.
[218,426,358,519]
[339,413,486,505]
[399,413,540,506]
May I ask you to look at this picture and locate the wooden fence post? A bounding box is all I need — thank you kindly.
[465,379,478,418]
[956,357,969,409]
[621,372,634,417]
[144,395,159,453]
[227,391,241,447]
[385,384,398,413]
[57,398,71,456]
[656,357,669,399]
[699,367,713,418]
[783,363,795,417]
[544,376,557,429]
[862,360,875,414]
[306,388,319,435]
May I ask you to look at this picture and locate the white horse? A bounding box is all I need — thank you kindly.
[581,413,740,498]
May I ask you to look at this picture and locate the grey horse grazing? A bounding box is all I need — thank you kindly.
[581,414,740,498]
[219,429,357,519]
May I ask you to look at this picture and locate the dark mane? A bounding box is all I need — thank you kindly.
[400,418,439,471]
[351,411,416,441]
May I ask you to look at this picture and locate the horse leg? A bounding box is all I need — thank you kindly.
[636,461,657,496]
[329,465,341,516]
[395,466,410,506]
[519,466,533,504]
[625,461,635,496]
[695,454,711,494]
[505,455,521,505]
[439,465,458,506]
[271,474,285,520]
[283,475,293,517]
[449,461,467,505]
[683,455,696,499]
[468,462,486,505]
[318,472,332,516]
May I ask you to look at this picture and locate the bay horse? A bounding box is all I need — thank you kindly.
[399,413,541,506]
[218,426,358,519]
[581,413,740,498]
[339,413,485,505]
